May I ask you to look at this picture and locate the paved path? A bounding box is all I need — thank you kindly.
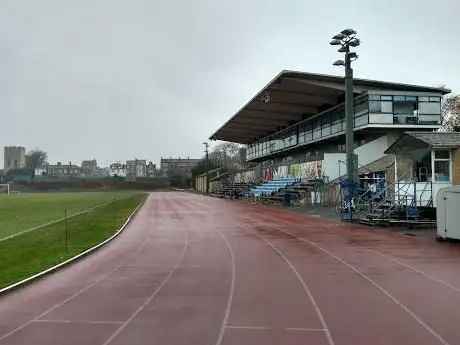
[2,192,460,345]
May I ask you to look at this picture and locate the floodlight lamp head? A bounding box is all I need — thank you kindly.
[333,60,345,66]
[349,38,360,47]
[348,52,358,59]
[332,33,346,40]
[329,39,342,46]
[341,28,357,36]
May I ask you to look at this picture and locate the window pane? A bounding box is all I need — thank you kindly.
[430,96,441,102]
[354,114,368,127]
[313,120,321,139]
[394,100,416,115]
[434,161,450,181]
[305,124,313,141]
[419,102,441,114]
[354,98,368,115]
[393,95,406,102]
[381,95,392,101]
[369,101,381,112]
[381,101,393,113]
[369,94,380,100]
[435,150,450,159]
[418,96,429,102]
[405,96,417,102]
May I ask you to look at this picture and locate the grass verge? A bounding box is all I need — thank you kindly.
[0,193,146,289]
[0,192,139,239]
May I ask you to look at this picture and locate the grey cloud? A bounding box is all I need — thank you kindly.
[0,0,459,166]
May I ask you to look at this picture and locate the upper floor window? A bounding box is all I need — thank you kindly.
[369,95,393,113]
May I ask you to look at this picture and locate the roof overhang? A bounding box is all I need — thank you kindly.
[210,70,451,145]
[385,132,460,154]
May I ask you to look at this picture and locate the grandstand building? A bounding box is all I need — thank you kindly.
[210,70,448,183]
[209,70,453,220]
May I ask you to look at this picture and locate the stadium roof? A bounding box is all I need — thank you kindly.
[210,70,450,145]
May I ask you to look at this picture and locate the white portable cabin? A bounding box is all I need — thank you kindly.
[436,186,460,240]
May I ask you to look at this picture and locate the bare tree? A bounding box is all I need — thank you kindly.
[441,94,460,132]
[209,142,242,168]
[26,149,48,169]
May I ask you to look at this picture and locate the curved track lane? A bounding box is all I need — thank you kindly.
[1,192,460,345]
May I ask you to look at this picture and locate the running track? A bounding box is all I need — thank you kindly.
[1,192,460,345]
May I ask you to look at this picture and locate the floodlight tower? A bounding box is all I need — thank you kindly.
[330,29,360,183]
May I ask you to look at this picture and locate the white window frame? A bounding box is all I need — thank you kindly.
[431,149,452,183]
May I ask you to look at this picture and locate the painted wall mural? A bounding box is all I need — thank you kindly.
[262,160,324,181]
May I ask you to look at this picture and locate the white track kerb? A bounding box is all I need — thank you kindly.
[0,200,145,296]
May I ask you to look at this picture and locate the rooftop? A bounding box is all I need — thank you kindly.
[210,70,450,145]
[385,132,460,154]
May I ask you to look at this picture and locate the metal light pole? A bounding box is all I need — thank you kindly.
[330,29,360,183]
[203,142,209,194]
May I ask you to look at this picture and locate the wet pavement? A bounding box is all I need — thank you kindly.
[1,192,460,345]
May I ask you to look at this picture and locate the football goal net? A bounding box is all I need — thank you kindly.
[0,184,10,195]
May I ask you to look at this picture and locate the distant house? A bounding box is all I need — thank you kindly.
[81,159,98,176]
[160,157,200,178]
[47,162,80,177]
[109,162,127,177]
[126,159,146,180]
[146,161,157,177]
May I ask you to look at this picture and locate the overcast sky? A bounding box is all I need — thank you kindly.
[1,0,459,167]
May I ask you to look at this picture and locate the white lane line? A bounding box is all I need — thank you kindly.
[285,327,327,332]
[364,247,460,295]
[0,201,111,242]
[33,319,124,325]
[120,264,201,269]
[215,229,236,345]
[101,233,189,345]
[226,326,270,330]
[243,228,335,345]
[0,200,151,341]
[275,227,451,345]
[253,213,460,296]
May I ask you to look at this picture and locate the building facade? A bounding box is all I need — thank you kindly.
[47,162,81,177]
[81,159,98,176]
[126,159,147,180]
[4,146,26,170]
[146,161,157,177]
[160,157,200,178]
[109,162,127,177]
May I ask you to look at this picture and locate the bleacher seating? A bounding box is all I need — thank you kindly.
[220,182,254,198]
[248,177,301,196]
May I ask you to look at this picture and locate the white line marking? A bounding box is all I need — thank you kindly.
[365,247,460,294]
[0,200,148,341]
[120,264,201,269]
[226,326,270,330]
[252,213,460,296]
[0,201,112,242]
[277,228,451,345]
[285,327,327,332]
[34,319,124,325]
[101,233,189,345]
[244,229,335,345]
[215,230,236,345]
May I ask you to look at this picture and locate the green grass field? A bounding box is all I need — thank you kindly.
[0,192,147,289]
[0,192,139,239]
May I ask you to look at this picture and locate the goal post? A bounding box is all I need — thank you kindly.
[0,184,10,195]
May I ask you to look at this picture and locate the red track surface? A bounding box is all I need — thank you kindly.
[2,192,460,344]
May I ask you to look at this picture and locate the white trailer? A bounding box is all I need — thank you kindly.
[436,186,460,240]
